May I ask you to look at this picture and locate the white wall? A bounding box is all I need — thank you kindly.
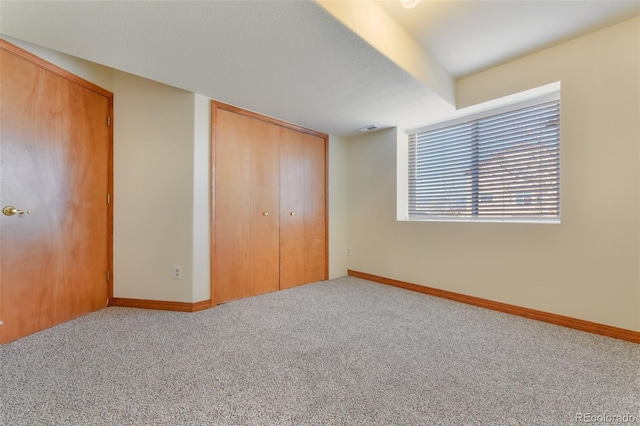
[329,135,349,279]
[347,17,640,331]
[192,95,211,302]
[112,71,196,302]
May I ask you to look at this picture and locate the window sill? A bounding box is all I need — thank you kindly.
[399,217,561,224]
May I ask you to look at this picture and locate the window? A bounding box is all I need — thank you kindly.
[408,98,560,222]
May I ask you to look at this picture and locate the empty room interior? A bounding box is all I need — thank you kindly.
[1,1,639,424]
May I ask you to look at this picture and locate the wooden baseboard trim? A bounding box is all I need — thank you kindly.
[347,270,640,344]
[109,298,212,313]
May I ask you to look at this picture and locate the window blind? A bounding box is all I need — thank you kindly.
[408,99,560,222]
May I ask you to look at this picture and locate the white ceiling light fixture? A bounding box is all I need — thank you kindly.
[400,0,420,9]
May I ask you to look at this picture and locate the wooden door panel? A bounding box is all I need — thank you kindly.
[279,127,305,289]
[51,84,109,324]
[0,47,110,343]
[304,134,327,284]
[214,109,252,303]
[249,119,280,296]
[1,53,53,342]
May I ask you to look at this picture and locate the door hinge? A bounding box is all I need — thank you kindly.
[107,116,111,127]
[107,193,111,204]
[106,271,110,282]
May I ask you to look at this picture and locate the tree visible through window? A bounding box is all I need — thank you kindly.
[408,99,560,222]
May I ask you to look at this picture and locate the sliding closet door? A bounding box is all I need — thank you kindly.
[249,119,280,296]
[280,127,306,289]
[215,109,252,303]
[304,134,327,283]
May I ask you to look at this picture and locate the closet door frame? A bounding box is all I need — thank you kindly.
[210,101,328,307]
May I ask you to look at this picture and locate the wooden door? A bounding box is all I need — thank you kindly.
[280,130,327,288]
[214,109,252,303]
[279,128,306,289]
[249,119,280,296]
[214,108,280,303]
[211,101,327,305]
[304,134,327,283]
[0,42,112,344]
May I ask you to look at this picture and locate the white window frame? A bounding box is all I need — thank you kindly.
[397,82,561,224]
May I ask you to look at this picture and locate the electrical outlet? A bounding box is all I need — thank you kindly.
[173,265,182,280]
[347,248,351,256]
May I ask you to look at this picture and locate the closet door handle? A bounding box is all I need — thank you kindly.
[262,211,269,216]
[289,211,295,216]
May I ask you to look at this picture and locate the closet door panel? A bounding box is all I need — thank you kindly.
[304,134,327,283]
[279,127,305,289]
[249,119,281,296]
[215,109,252,303]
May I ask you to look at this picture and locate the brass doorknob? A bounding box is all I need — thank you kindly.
[289,212,295,216]
[262,211,269,216]
[3,206,31,216]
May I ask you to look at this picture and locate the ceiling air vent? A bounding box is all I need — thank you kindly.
[357,124,380,132]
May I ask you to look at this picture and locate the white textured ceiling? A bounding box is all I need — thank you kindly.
[379,0,640,78]
[1,1,638,138]
[0,1,451,138]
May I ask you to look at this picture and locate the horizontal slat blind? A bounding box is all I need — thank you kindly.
[409,100,560,222]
